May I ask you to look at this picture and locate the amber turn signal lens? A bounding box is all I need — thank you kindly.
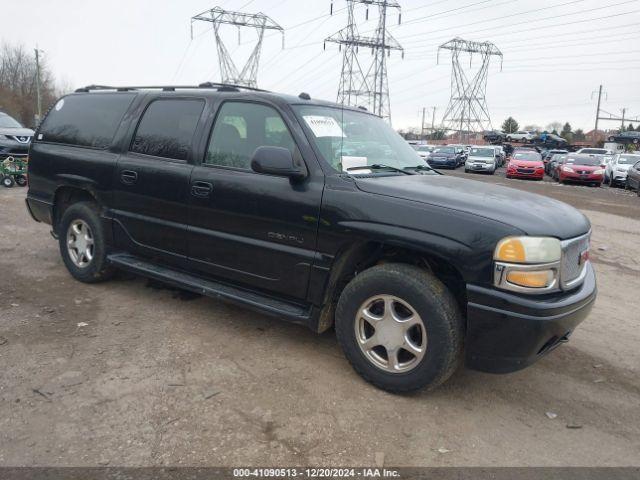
[506,270,554,289]
[496,238,526,263]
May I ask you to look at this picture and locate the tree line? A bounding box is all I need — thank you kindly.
[0,43,64,128]
[501,116,637,144]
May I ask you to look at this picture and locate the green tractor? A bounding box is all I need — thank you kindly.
[1,155,28,188]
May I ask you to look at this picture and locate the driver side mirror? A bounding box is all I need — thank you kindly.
[251,146,307,180]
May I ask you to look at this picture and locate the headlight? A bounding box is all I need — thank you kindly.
[562,166,574,172]
[494,236,562,292]
[494,237,562,264]
[593,169,604,175]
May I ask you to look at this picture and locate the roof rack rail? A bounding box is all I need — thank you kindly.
[74,83,269,93]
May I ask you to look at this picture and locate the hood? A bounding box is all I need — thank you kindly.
[354,174,590,240]
[0,127,35,137]
[468,155,495,162]
[615,164,632,171]
[510,160,543,168]
[567,164,601,171]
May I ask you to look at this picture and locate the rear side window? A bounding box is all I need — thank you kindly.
[131,99,205,161]
[37,93,135,149]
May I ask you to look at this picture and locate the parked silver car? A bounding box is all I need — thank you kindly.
[465,146,497,174]
[606,153,640,187]
[0,112,34,158]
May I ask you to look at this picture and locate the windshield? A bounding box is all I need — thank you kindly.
[618,155,639,165]
[513,152,542,161]
[552,154,567,162]
[417,146,432,152]
[469,147,495,157]
[294,105,424,172]
[580,149,608,154]
[433,147,455,154]
[566,156,600,166]
[0,114,23,128]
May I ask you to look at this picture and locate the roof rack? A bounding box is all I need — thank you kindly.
[74,82,269,93]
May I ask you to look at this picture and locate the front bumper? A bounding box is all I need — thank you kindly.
[465,262,596,373]
[466,162,494,171]
[560,172,603,183]
[610,172,628,184]
[428,158,457,168]
[508,168,544,179]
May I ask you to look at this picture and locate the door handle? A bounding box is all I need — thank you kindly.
[120,170,138,185]
[191,181,213,198]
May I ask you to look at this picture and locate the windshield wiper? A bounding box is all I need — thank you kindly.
[404,164,437,173]
[346,164,415,175]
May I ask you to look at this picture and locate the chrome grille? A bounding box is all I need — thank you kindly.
[561,233,590,288]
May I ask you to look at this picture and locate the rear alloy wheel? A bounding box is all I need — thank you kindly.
[59,202,114,283]
[335,263,463,393]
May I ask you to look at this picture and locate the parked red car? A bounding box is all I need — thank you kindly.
[506,151,545,180]
[556,154,605,186]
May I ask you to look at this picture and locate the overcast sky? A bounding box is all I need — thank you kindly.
[4,0,640,131]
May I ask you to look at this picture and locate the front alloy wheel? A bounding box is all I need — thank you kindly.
[355,295,426,373]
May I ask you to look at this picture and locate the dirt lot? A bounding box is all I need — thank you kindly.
[1,172,639,467]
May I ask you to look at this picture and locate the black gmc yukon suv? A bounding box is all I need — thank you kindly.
[25,84,597,392]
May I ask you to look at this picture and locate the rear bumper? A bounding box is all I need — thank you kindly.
[465,262,597,373]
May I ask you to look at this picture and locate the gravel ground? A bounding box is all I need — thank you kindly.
[0,171,639,467]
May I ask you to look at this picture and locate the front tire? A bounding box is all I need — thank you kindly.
[58,202,114,283]
[335,264,463,393]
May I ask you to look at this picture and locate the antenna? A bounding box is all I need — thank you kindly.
[191,7,284,88]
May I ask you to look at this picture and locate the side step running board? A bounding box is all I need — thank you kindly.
[107,253,312,324]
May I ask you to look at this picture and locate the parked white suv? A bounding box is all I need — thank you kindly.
[505,131,535,143]
[606,153,640,187]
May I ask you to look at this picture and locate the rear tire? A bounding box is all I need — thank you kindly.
[2,176,15,188]
[58,202,114,283]
[335,263,463,393]
[15,174,27,187]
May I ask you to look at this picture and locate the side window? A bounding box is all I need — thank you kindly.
[205,102,298,169]
[131,99,204,161]
[37,93,136,149]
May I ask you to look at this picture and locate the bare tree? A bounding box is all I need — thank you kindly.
[0,43,58,127]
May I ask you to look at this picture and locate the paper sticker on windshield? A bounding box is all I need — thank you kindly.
[303,115,344,138]
[341,156,368,172]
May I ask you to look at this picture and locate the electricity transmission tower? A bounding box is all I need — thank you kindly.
[325,0,404,123]
[438,38,502,142]
[191,7,284,88]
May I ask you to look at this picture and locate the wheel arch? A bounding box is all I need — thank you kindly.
[314,239,468,333]
[52,185,100,235]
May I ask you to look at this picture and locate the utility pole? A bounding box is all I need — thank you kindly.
[592,85,639,135]
[431,106,437,134]
[34,47,42,125]
[593,84,603,132]
[421,107,426,138]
